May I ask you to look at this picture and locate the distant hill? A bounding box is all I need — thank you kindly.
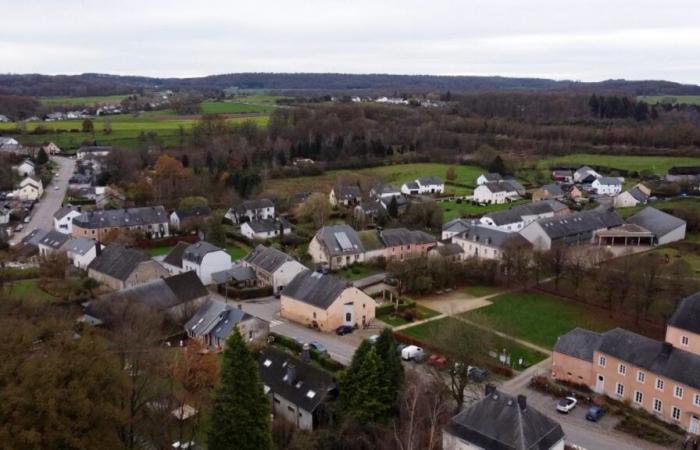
[1,72,700,97]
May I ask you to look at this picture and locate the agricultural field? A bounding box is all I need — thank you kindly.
[617,197,700,219]
[40,94,128,106]
[439,198,528,221]
[539,153,700,176]
[637,95,700,106]
[201,95,284,114]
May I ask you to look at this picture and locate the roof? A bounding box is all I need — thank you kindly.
[373,184,400,195]
[668,166,700,176]
[481,173,503,182]
[88,244,151,281]
[456,224,530,250]
[234,198,274,213]
[78,145,112,153]
[173,206,211,220]
[244,245,295,273]
[245,218,290,233]
[417,176,442,186]
[627,207,686,238]
[575,166,597,177]
[484,200,568,226]
[443,218,476,235]
[668,291,700,335]
[72,206,168,229]
[539,184,564,196]
[356,230,385,252]
[596,176,622,186]
[283,271,349,310]
[108,271,208,311]
[210,307,256,341]
[53,204,80,220]
[481,181,519,194]
[379,228,436,247]
[210,265,257,284]
[38,230,70,249]
[554,328,603,362]
[333,185,361,200]
[625,186,649,203]
[316,224,364,256]
[432,243,464,257]
[445,389,565,450]
[183,241,224,264]
[534,209,623,241]
[163,241,189,268]
[65,237,97,256]
[21,228,50,247]
[404,181,420,190]
[185,299,251,338]
[258,347,336,413]
[355,201,384,216]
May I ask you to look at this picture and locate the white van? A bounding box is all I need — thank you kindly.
[401,345,424,361]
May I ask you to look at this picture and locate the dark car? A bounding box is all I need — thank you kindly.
[308,341,328,354]
[585,406,604,422]
[467,366,489,382]
[335,325,353,336]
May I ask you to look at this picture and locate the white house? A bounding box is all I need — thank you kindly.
[614,185,649,208]
[329,185,362,207]
[453,224,531,261]
[53,205,82,234]
[627,207,686,246]
[370,184,401,199]
[476,173,503,185]
[591,177,623,196]
[573,166,601,183]
[479,200,570,232]
[240,219,291,240]
[0,137,20,152]
[163,241,232,285]
[37,230,71,258]
[0,203,10,226]
[42,142,61,155]
[225,198,275,224]
[519,209,624,251]
[242,245,309,294]
[66,237,101,269]
[15,176,43,201]
[13,159,35,177]
[400,176,444,195]
[472,181,519,205]
[76,146,111,160]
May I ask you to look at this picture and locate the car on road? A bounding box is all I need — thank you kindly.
[335,325,353,336]
[467,366,489,382]
[585,406,604,422]
[427,354,447,369]
[401,345,425,361]
[308,341,327,354]
[556,397,578,414]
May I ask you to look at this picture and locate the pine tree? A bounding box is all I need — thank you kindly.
[36,148,49,165]
[207,330,272,450]
[387,196,399,218]
[588,94,599,116]
[374,328,404,409]
[340,346,390,424]
[488,155,506,175]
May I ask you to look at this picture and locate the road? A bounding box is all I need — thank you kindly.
[10,156,75,245]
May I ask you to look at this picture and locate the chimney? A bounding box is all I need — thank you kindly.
[285,363,296,386]
[661,342,673,357]
[517,395,527,411]
[485,384,496,397]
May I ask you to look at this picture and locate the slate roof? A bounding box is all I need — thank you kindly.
[445,389,564,450]
[373,184,400,195]
[356,230,385,252]
[443,218,476,235]
[88,244,151,281]
[554,328,603,362]
[53,204,80,220]
[379,228,436,247]
[625,186,649,203]
[65,237,97,256]
[234,198,274,213]
[210,265,257,284]
[183,241,224,264]
[246,218,290,233]
[355,201,384,216]
[379,194,409,210]
[38,229,70,249]
[456,224,530,250]
[333,185,361,200]
[185,299,251,338]
[417,176,442,186]
[258,347,336,413]
[575,166,598,179]
[21,228,50,247]
[481,173,503,182]
[535,209,623,241]
[484,200,568,226]
[73,206,168,229]
[596,176,622,186]
[163,241,189,268]
[668,291,700,335]
[173,206,211,220]
[482,181,519,194]
[283,271,349,310]
[404,181,420,191]
[316,224,364,256]
[627,207,686,238]
[539,184,564,196]
[210,308,256,341]
[108,271,208,311]
[244,245,295,274]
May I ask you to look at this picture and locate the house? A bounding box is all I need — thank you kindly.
[185,299,269,348]
[66,237,101,269]
[211,264,258,291]
[53,205,82,234]
[370,184,401,199]
[443,385,565,450]
[308,224,365,270]
[568,185,584,201]
[472,181,520,204]
[378,228,436,261]
[71,206,169,241]
[37,230,71,257]
[258,347,337,430]
[353,201,385,225]
[480,200,570,232]
[614,185,650,208]
[0,137,20,152]
[591,177,623,196]
[280,270,376,332]
[666,166,700,183]
[13,159,35,177]
[532,183,564,202]
[225,198,275,224]
[378,194,410,214]
[442,218,475,240]
[627,207,686,245]
[553,295,700,434]
[240,218,292,240]
[0,203,11,226]
[552,169,573,183]
[162,241,231,285]
[519,208,624,251]
[0,115,10,123]
[329,185,362,207]
[476,172,503,186]
[169,206,212,231]
[428,243,465,262]
[87,244,169,290]
[453,223,532,261]
[400,176,444,195]
[15,176,43,201]
[76,146,111,160]
[42,142,61,155]
[242,245,308,294]
[573,166,601,183]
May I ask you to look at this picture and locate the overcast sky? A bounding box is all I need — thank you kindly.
[2,0,700,84]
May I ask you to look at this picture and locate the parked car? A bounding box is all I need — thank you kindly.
[427,354,447,369]
[23,216,30,223]
[585,406,604,422]
[335,325,353,336]
[401,345,425,361]
[308,341,327,354]
[556,397,578,414]
[467,366,489,382]
[368,334,379,344]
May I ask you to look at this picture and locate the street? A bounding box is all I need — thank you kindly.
[10,156,75,245]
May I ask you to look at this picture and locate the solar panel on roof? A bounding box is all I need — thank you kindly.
[334,232,354,251]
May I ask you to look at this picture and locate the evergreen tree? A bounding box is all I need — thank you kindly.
[588,94,599,116]
[488,155,506,175]
[374,328,404,408]
[36,148,49,165]
[338,346,390,424]
[205,215,227,248]
[387,196,399,218]
[207,330,272,450]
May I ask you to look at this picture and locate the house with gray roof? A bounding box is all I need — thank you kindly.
[224,198,275,224]
[519,208,623,250]
[370,184,401,199]
[401,176,444,195]
[573,166,601,183]
[428,242,465,262]
[329,184,362,207]
[169,206,211,231]
[473,180,521,204]
[87,244,169,290]
[240,218,291,240]
[378,227,436,261]
[242,245,308,294]
[37,229,71,257]
[476,172,503,185]
[442,218,476,240]
[162,240,231,285]
[453,223,531,261]
[592,176,624,196]
[480,199,570,232]
[309,224,365,270]
[627,206,686,245]
[667,291,700,347]
[281,271,376,332]
[76,146,111,160]
[532,183,565,202]
[185,299,268,349]
[614,185,650,208]
[443,385,565,450]
[65,236,101,269]
[53,204,82,234]
[71,206,169,241]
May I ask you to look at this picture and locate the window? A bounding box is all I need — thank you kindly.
[345,313,351,322]
[653,399,662,413]
[681,335,689,346]
[598,356,606,367]
[634,391,643,404]
[674,386,684,399]
[672,407,681,422]
[637,371,646,383]
[618,364,626,375]
[616,383,625,397]
[694,393,700,407]
[287,406,295,413]
[656,378,664,391]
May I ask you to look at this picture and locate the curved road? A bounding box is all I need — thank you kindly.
[10,156,75,245]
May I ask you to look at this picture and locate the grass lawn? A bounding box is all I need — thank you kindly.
[40,94,128,106]
[145,245,174,257]
[439,199,528,222]
[539,154,700,176]
[201,100,275,114]
[377,305,441,327]
[6,279,57,301]
[225,243,249,260]
[400,317,548,367]
[461,291,618,349]
[464,285,502,297]
[618,197,700,219]
[335,264,383,281]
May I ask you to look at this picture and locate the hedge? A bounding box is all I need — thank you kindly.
[376,298,417,316]
[218,285,273,300]
[0,267,41,282]
[269,332,345,372]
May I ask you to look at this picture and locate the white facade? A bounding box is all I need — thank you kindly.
[68,246,99,269]
[452,234,503,261]
[54,209,82,234]
[0,208,9,225]
[272,261,308,294]
[240,222,291,240]
[183,250,232,285]
[13,161,35,177]
[400,179,445,195]
[592,179,623,196]
[614,191,641,208]
[15,177,43,201]
[519,222,552,251]
[472,185,516,205]
[225,205,275,224]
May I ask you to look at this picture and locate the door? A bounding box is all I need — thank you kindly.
[595,374,605,394]
[343,303,354,326]
[690,415,699,435]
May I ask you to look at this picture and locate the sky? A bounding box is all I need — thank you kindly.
[2,0,700,84]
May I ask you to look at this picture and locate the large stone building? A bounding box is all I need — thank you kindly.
[87,244,168,290]
[72,206,169,241]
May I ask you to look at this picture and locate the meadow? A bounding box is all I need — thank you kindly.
[40,94,128,106]
[439,198,528,221]
[539,153,700,176]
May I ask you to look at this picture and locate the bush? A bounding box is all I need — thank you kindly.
[376,298,417,316]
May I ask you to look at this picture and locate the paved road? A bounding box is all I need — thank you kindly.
[10,156,75,245]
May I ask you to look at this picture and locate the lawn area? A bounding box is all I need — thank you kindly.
[40,94,128,106]
[6,279,57,301]
[618,197,700,219]
[224,243,249,260]
[539,154,700,176]
[201,100,275,114]
[145,245,174,257]
[464,285,502,297]
[335,264,383,281]
[637,95,700,106]
[377,305,441,327]
[461,291,618,349]
[400,317,548,367]
[439,199,528,222]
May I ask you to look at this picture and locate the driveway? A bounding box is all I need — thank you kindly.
[10,156,75,245]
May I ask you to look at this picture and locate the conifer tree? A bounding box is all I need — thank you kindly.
[374,328,404,408]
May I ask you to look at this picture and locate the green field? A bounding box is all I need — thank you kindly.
[40,95,129,106]
[145,242,249,260]
[6,279,57,301]
[201,95,282,114]
[461,291,618,349]
[638,95,700,106]
[335,264,384,281]
[439,199,528,221]
[539,154,700,176]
